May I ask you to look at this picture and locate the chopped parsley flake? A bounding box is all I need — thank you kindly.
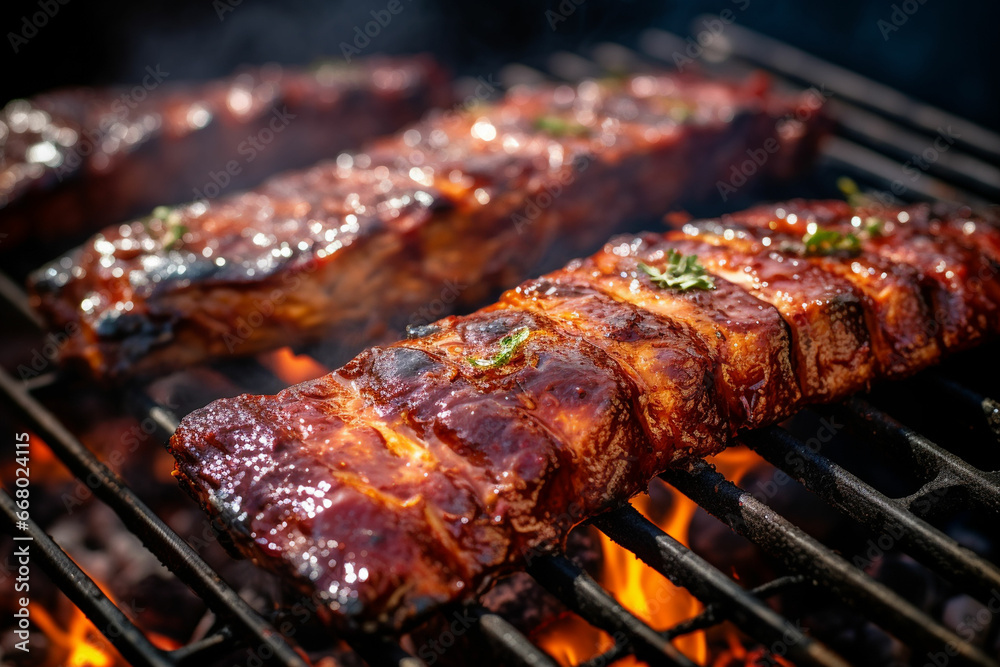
[802,228,861,256]
[533,115,590,137]
[468,327,532,368]
[149,206,187,250]
[638,250,716,291]
[864,217,884,237]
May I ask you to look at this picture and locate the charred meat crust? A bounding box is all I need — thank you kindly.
[31,72,827,381]
[169,201,1000,631]
[2,56,451,247]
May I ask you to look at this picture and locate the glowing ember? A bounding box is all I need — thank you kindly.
[260,347,329,384]
[534,445,767,665]
[710,627,795,667]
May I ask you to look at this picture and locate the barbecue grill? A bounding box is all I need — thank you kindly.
[2,22,1000,667]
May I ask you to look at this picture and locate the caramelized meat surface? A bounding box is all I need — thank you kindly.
[2,56,450,247]
[30,72,825,380]
[169,201,1000,631]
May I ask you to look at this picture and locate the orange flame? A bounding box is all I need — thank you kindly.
[260,347,329,385]
[29,564,181,667]
[532,613,618,665]
[535,445,766,666]
[30,602,117,667]
[2,430,70,483]
[706,444,760,485]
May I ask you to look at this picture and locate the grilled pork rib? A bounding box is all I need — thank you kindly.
[29,73,825,380]
[1,57,450,247]
[169,201,1000,631]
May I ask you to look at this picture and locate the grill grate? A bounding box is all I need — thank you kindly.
[1,22,999,667]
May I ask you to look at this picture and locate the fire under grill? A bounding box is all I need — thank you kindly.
[2,22,1000,667]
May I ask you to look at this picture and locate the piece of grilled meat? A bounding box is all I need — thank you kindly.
[169,200,1000,631]
[1,56,450,248]
[30,72,826,380]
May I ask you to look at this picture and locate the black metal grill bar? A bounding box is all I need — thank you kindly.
[528,554,697,667]
[637,28,1000,200]
[661,462,998,667]
[130,362,556,667]
[630,35,993,207]
[348,634,428,667]
[3,32,999,667]
[471,607,559,667]
[662,574,809,640]
[700,21,1000,164]
[130,358,584,667]
[922,373,1000,441]
[828,100,1000,201]
[591,506,848,667]
[0,364,309,667]
[743,426,1000,600]
[577,575,815,667]
[575,641,629,667]
[819,135,981,206]
[168,628,235,667]
[133,329,697,667]
[835,397,1000,514]
[0,269,42,327]
[0,489,172,667]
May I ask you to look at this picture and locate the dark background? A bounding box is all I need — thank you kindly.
[1,0,998,131]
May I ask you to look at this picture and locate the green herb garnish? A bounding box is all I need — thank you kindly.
[836,176,886,211]
[533,115,590,137]
[468,327,532,369]
[864,217,884,237]
[837,176,866,207]
[638,250,716,291]
[802,228,861,256]
[150,206,188,250]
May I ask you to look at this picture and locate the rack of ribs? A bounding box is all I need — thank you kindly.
[169,200,1000,631]
[29,72,826,380]
[1,56,451,247]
